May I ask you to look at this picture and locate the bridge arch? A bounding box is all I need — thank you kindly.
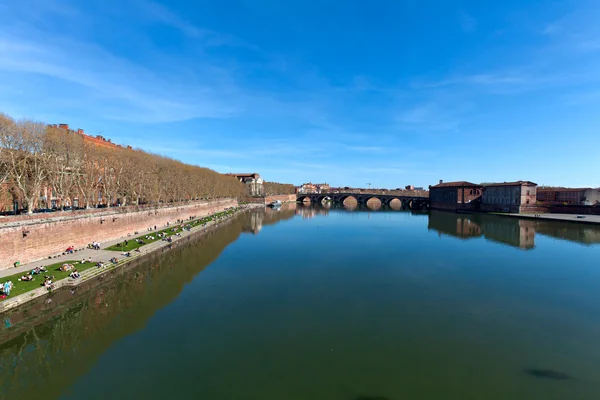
[297,195,311,203]
[386,197,401,207]
[338,194,358,204]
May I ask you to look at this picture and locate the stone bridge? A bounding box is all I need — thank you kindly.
[297,193,429,209]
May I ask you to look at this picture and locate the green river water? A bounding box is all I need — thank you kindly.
[1,203,600,400]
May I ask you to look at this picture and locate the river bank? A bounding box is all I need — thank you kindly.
[0,205,259,313]
[0,199,238,271]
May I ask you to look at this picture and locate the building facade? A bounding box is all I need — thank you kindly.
[537,188,600,205]
[296,182,330,194]
[225,173,264,196]
[429,181,483,211]
[481,181,537,213]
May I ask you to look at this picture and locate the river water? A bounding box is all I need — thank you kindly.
[2,203,600,400]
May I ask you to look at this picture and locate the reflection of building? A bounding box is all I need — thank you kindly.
[295,204,330,219]
[481,181,537,213]
[225,173,264,196]
[429,181,483,211]
[428,211,535,249]
[248,212,263,234]
[427,211,482,240]
[480,218,535,249]
[534,220,600,245]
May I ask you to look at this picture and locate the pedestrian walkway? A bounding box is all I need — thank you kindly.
[0,209,240,280]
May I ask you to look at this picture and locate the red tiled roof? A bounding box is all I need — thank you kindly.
[483,181,537,187]
[431,181,481,188]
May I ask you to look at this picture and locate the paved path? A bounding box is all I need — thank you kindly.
[0,209,243,280]
[504,213,600,224]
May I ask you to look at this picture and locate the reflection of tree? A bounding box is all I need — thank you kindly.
[0,215,249,400]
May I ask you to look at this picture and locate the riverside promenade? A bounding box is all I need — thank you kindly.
[0,204,261,312]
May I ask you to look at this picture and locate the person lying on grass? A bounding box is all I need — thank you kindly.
[19,274,34,282]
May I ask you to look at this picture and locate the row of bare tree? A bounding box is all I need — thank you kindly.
[264,182,296,196]
[0,113,247,214]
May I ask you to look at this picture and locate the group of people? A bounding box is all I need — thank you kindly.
[88,242,101,250]
[18,266,49,282]
[43,276,55,289]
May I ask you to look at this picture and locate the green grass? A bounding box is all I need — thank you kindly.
[1,208,239,300]
[105,209,238,252]
[1,260,97,299]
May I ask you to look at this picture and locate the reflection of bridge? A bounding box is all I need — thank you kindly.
[297,193,429,209]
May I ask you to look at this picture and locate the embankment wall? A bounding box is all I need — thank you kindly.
[265,194,296,203]
[0,199,237,271]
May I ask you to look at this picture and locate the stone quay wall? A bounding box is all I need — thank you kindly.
[265,194,296,203]
[0,199,237,271]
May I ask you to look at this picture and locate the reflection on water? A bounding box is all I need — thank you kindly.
[0,209,295,400]
[244,203,297,234]
[428,210,600,248]
[1,206,600,400]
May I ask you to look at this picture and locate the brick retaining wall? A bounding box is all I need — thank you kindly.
[0,199,237,271]
[265,194,296,203]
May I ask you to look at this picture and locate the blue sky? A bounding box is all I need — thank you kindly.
[1,0,599,188]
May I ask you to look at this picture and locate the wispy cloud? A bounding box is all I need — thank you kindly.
[460,11,477,32]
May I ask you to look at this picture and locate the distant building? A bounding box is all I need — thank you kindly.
[405,185,415,190]
[481,181,537,213]
[51,123,125,150]
[429,180,483,211]
[315,183,330,193]
[297,183,317,194]
[225,173,264,196]
[537,188,600,205]
[297,182,329,194]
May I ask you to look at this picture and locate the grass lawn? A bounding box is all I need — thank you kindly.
[1,260,97,299]
[105,209,238,252]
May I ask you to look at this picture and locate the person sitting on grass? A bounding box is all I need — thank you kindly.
[42,276,54,286]
[70,270,81,279]
[19,274,34,282]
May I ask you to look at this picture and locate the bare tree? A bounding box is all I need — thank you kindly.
[44,126,83,209]
[77,141,102,208]
[0,113,16,186]
[3,120,49,213]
